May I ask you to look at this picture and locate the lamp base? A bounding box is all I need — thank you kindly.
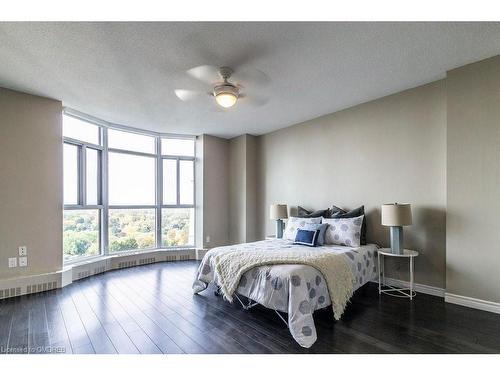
[390,226,404,255]
[276,219,284,239]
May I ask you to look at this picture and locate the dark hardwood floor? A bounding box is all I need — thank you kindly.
[1,260,499,354]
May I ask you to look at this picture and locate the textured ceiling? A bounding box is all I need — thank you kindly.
[1,22,500,138]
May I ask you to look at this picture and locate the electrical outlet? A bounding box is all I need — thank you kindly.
[8,257,17,268]
[18,246,27,256]
[206,235,211,243]
[19,257,28,267]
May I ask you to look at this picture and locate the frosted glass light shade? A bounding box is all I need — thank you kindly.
[270,204,288,220]
[381,203,412,226]
[215,93,237,108]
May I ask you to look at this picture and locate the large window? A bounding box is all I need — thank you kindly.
[62,112,196,262]
[63,115,103,261]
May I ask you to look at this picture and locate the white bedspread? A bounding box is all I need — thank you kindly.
[193,239,379,348]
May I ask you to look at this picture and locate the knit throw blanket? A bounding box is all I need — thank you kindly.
[213,247,356,320]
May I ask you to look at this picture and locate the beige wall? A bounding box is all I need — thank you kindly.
[446,56,500,302]
[229,135,247,244]
[229,134,259,244]
[0,88,63,280]
[201,135,230,248]
[256,81,447,288]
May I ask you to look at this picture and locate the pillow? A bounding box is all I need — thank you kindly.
[283,216,322,241]
[330,205,345,215]
[329,205,367,245]
[297,206,330,218]
[293,229,320,247]
[304,223,328,246]
[323,215,364,247]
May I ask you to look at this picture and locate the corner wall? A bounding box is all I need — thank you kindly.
[201,135,230,248]
[229,134,259,244]
[0,88,63,280]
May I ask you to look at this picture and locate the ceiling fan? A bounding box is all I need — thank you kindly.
[175,65,269,109]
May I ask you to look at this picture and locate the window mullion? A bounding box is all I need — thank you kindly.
[80,145,87,206]
[156,136,162,249]
[102,127,109,255]
[176,157,181,206]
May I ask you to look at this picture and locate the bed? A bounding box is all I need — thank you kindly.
[192,238,379,348]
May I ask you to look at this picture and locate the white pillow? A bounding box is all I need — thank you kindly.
[323,215,364,247]
[283,217,322,241]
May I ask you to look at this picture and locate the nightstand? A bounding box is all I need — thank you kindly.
[377,248,419,300]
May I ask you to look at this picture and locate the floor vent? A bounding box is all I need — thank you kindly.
[118,260,137,269]
[0,288,21,298]
[165,255,177,262]
[77,270,91,279]
[179,254,190,261]
[139,257,156,265]
[93,266,106,275]
[1,280,57,300]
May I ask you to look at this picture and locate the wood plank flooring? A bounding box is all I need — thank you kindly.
[1,260,499,354]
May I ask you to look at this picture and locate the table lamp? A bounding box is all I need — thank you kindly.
[381,203,412,254]
[270,204,288,238]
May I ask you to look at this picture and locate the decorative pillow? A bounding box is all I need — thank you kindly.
[293,229,320,247]
[330,205,345,215]
[297,206,330,218]
[283,216,322,241]
[304,223,328,246]
[323,215,364,247]
[329,205,367,245]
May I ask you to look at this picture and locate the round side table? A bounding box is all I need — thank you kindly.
[377,248,419,300]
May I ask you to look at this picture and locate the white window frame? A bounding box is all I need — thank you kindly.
[63,108,197,264]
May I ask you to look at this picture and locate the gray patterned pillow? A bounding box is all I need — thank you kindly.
[323,215,364,247]
[283,217,322,241]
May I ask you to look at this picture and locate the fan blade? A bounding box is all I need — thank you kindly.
[232,68,271,87]
[174,89,204,101]
[238,93,269,107]
[186,65,220,85]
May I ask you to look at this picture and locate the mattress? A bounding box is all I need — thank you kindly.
[193,238,379,348]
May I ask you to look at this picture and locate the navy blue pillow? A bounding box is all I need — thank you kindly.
[294,229,320,247]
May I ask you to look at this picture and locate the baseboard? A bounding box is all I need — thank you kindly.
[0,248,197,300]
[371,277,445,298]
[445,293,500,314]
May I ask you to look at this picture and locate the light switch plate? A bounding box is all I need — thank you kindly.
[8,257,17,268]
[19,246,27,256]
[19,257,28,267]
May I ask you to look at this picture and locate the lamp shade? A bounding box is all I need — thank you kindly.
[381,203,412,226]
[270,204,288,220]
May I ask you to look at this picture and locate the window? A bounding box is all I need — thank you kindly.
[62,112,197,263]
[108,128,155,154]
[179,160,194,205]
[161,208,195,247]
[63,210,100,261]
[63,114,103,261]
[108,152,155,206]
[161,138,195,156]
[86,148,100,205]
[63,143,79,205]
[162,159,177,205]
[109,209,155,252]
[63,115,100,145]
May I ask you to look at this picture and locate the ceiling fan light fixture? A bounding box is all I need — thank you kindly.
[214,83,239,108]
